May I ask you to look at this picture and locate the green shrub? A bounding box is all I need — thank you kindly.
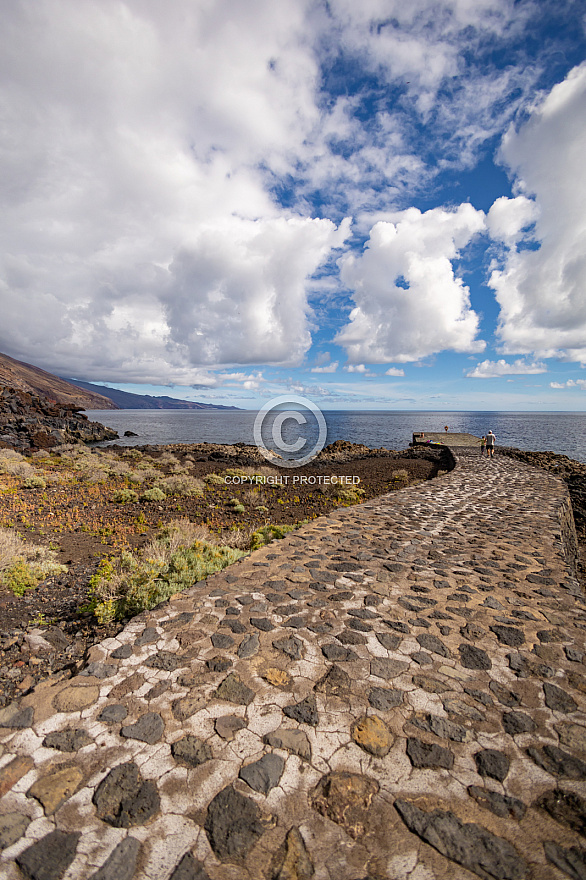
[127,471,147,484]
[113,488,139,503]
[203,472,225,486]
[140,487,166,502]
[23,475,47,490]
[249,523,295,550]
[89,521,246,622]
[329,485,365,505]
[157,474,204,496]
[0,526,66,596]
[228,497,245,513]
[3,560,38,595]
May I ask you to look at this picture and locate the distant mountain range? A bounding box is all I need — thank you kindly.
[66,379,241,410]
[0,352,240,410]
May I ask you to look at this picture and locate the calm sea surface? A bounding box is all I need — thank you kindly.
[84,410,586,464]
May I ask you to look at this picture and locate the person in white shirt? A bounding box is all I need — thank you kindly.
[486,430,496,458]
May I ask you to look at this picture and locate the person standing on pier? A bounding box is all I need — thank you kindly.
[486,430,496,458]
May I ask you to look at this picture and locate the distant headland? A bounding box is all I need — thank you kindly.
[0,351,240,411]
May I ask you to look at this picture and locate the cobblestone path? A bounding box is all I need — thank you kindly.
[1,449,585,880]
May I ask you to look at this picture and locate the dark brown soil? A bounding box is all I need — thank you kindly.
[0,442,450,705]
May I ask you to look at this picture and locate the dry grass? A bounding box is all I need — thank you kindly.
[156,474,204,496]
[220,525,258,549]
[0,527,24,572]
[0,450,36,478]
[0,526,66,595]
[89,517,246,621]
[225,465,280,480]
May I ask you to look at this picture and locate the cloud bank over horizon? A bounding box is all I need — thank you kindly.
[0,0,584,407]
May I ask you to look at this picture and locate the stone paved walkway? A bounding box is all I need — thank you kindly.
[1,449,586,880]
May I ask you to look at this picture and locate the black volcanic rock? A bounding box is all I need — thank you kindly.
[0,386,117,451]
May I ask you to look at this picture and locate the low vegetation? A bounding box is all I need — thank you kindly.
[0,443,438,625]
[88,519,246,622]
[0,525,65,596]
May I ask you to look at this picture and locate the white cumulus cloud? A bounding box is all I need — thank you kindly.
[0,0,343,381]
[311,361,339,373]
[487,196,539,244]
[466,358,546,378]
[490,63,586,363]
[162,216,350,368]
[336,204,486,363]
[344,364,376,376]
[550,379,586,390]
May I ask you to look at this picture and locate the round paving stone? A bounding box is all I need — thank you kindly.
[111,644,133,660]
[53,685,100,713]
[98,704,128,724]
[93,762,160,828]
[27,766,84,815]
[543,683,578,714]
[526,744,586,780]
[121,712,165,744]
[215,715,247,740]
[168,852,211,880]
[0,812,30,850]
[310,772,379,840]
[16,829,81,880]
[215,673,255,705]
[475,749,510,782]
[368,687,403,711]
[284,693,319,726]
[394,799,527,879]
[490,625,526,647]
[88,837,141,880]
[458,644,492,670]
[237,634,260,659]
[537,789,586,836]
[502,710,537,735]
[171,735,213,768]
[239,753,285,794]
[43,728,92,752]
[467,786,526,821]
[406,737,454,769]
[351,715,393,757]
[204,785,267,858]
[416,633,450,657]
[370,657,409,680]
[263,727,311,761]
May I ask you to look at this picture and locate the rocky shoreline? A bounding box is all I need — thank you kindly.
[0,387,118,451]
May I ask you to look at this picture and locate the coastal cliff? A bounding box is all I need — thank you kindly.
[0,351,118,409]
[0,387,118,451]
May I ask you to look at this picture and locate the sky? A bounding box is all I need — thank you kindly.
[1,0,585,411]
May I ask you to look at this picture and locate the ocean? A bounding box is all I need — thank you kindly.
[84,410,586,464]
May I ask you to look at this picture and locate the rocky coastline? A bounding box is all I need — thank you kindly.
[0,387,118,451]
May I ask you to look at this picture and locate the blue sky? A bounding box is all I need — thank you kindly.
[1,0,585,410]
